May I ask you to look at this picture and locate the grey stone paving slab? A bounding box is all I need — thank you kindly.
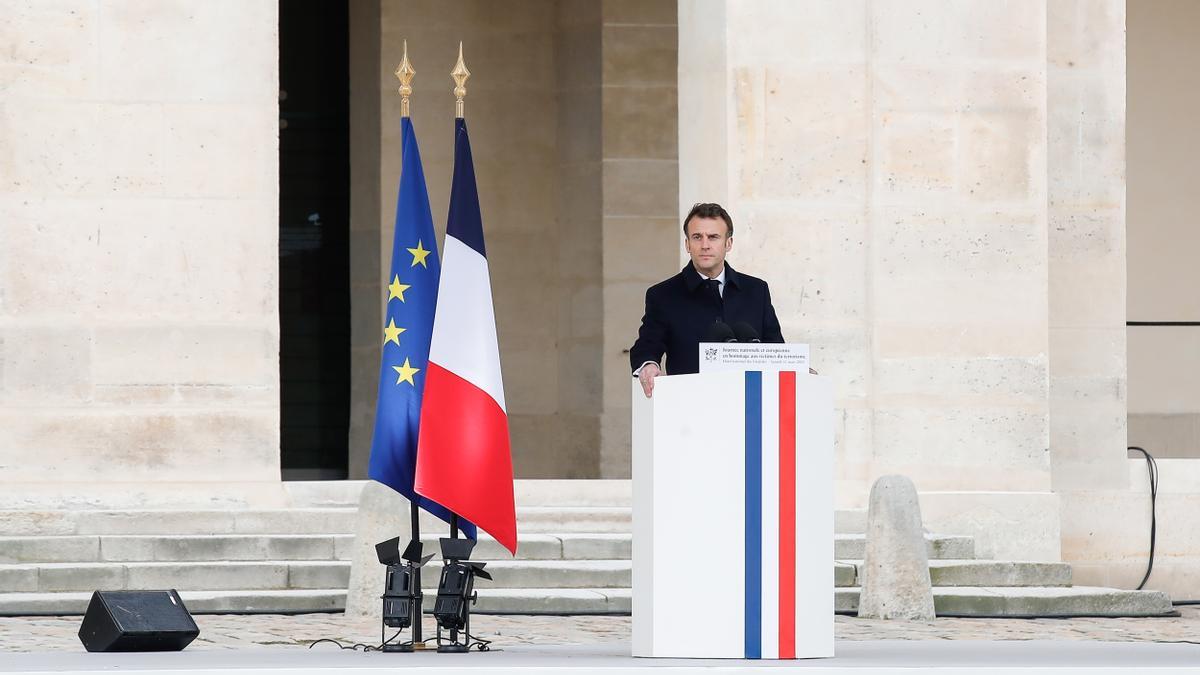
[3,607,1200,657]
[1,640,1199,672]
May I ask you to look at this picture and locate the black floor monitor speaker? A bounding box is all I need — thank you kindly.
[78,590,199,652]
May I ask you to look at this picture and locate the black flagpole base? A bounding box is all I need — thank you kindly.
[382,643,414,653]
[437,643,469,654]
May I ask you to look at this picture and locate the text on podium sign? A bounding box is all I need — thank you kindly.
[698,342,810,373]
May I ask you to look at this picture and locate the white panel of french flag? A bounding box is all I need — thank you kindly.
[632,370,833,659]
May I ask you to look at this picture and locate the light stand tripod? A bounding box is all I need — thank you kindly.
[374,536,434,652]
[431,518,491,653]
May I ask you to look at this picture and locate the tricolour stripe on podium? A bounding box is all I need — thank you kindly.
[743,371,762,659]
[778,370,797,659]
[759,373,780,659]
[743,370,800,659]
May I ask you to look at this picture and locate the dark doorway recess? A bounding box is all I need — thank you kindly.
[279,0,351,479]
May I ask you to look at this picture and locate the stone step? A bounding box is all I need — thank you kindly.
[0,533,633,564]
[6,584,1169,618]
[0,559,634,593]
[413,533,631,561]
[834,534,974,560]
[834,509,867,534]
[0,532,983,566]
[833,560,1073,588]
[0,507,636,536]
[0,591,344,616]
[285,480,636,509]
[0,535,352,564]
[417,560,630,590]
[835,586,1175,617]
[3,557,1061,595]
[0,506,879,538]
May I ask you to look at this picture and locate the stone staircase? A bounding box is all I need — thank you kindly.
[0,481,1174,617]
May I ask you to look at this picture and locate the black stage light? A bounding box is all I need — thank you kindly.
[432,537,491,653]
[375,537,434,652]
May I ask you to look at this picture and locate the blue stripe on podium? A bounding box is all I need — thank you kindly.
[744,371,762,659]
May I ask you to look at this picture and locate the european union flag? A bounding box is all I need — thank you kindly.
[367,117,475,538]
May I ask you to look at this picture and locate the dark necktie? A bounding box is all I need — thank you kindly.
[704,278,723,307]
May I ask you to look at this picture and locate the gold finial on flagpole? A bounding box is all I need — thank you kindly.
[395,40,415,118]
[451,42,470,119]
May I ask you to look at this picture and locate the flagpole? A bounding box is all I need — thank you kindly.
[393,41,425,648]
[445,41,471,545]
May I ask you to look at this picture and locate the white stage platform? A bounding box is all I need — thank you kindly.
[3,641,1200,674]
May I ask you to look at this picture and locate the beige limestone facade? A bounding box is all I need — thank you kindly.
[1,0,1198,598]
[0,0,282,507]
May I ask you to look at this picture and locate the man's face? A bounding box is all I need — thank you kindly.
[684,216,733,277]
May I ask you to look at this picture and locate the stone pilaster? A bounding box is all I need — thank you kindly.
[0,1,281,501]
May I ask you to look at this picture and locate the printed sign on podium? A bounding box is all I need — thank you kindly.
[699,342,810,373]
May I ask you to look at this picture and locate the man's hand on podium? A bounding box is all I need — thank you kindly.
[638,362,661,398]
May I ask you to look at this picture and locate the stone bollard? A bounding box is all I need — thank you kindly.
[856,475,935,620]
[344,480,413,620]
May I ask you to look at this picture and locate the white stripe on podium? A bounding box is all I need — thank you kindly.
[758,372,780,659]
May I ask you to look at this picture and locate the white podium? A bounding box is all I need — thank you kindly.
[631,369,834,659]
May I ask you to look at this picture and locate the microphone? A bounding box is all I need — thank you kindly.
[705,321,736,343]
[732,322,761,343]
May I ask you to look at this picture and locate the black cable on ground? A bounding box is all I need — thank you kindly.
[308,630,403,652]
[1128,446,1158,591]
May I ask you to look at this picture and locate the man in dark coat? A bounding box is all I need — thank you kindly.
[630,202,784,397]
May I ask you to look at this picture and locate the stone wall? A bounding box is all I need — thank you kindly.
[599,1,679,478]
[348,1,568,477]
[349,0,676,479]
[679,0,1057,560]
[1060,0,1200,597]
[0,0,281,505]
[1046,0,1131,561]
[552,0,604,478]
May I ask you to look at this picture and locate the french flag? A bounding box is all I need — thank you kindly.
[415,118,517,555]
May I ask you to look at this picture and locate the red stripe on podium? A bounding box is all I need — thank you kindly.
[778,371,797,658]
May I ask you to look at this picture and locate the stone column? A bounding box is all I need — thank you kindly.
[599,0,680,478]
[1047,0,1128,495]
[0,1,281,507]
[679,0,1058,559]
[552,0,604,478]
[1051,0,1183,592]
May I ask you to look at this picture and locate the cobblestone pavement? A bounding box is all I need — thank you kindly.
[2,607,1198,653]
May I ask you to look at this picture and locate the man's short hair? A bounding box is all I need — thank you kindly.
[683,202,733,237]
